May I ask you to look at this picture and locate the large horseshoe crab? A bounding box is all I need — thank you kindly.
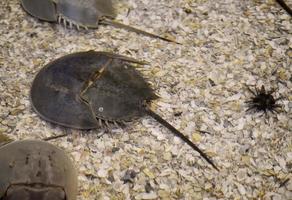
[30,51,218,171]
[0,140,77,200]
[20,0,179,43]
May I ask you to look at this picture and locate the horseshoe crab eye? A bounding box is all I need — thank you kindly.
[98,107,104,112]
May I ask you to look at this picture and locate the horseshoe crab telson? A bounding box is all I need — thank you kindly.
[20,0,179,43]
[0,140,77,200]
[275,0,292,16]
[30,51,218,171]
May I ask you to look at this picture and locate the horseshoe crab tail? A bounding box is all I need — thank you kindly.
[100,19,181,44]
[275,0,292,16]
[144,107,219,171]
[43,133,68,141]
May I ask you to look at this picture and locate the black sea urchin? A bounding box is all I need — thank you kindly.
[246,85,282,115]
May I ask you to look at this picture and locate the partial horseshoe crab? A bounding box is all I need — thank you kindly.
[30,51,218,171]
[20,0,178,43]
[0,140,77,200]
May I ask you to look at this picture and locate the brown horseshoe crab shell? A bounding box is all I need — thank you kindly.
[0,140,77,200]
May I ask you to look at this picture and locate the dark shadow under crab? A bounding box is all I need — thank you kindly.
[30,51,218,171]
[245,85,283,115]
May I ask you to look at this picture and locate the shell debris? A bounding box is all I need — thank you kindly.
[0,0,291,199]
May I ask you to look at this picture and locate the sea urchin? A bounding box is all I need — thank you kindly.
[246,85,282,115]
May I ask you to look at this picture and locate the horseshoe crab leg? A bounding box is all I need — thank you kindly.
[100,19,181,44]
[144,106,219,171]
[43,133,69,141]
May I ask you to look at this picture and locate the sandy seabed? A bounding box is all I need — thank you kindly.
[0,0,291,199]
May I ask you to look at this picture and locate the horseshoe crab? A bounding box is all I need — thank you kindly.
[0,140,77,200]
[30,51,218,171]
[20,0,178,43]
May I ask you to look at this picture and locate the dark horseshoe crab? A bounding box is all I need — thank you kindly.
[0,140,77,200]
[20,0,179,43]
[30,51,218,171]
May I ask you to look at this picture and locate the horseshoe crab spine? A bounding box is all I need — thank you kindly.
[276,0,292,16]
[144,107,219,171]
[100,19,181,44]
